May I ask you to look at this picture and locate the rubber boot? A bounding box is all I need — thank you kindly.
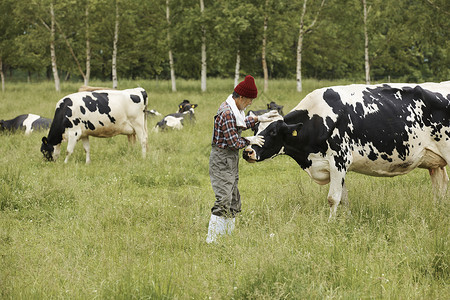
[206,214,227,243]
[226,218,235,234]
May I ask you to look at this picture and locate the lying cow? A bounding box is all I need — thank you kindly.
[243,82,450,219]
[41,87,148,163]
[247,101,284,116]
[0,114,52,135]
[78,85,114,92]
[146,109,162,117]
[153,101,198,131]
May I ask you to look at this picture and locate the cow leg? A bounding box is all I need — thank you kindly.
[327,153,350,219]
[64,132,79,163]
[327,174,347,220]
[429,167,449,201]
[53,144,61,161]
[81,137,91,164]
[340,182,351,216]
[127,134,136,145]
[132,123,148,158]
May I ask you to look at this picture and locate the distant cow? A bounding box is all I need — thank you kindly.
[78,85,114,92]
[0,114,52,135]
[177,99,197,113]
[41,87,148,163]
[146,109,162,117]
[153,101,198,132]
[247,101,284,116]
[243,82,450,219]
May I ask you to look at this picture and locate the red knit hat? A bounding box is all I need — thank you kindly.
[234,75,258,99]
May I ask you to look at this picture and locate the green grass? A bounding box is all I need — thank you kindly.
[0,79,449,299]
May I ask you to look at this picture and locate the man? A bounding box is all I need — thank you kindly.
[206,75,278,243]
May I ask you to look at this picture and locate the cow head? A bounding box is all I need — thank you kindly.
[267,101,284,116]
[178,100,198,113]
[243,119,302,163]
[41,137,54,161]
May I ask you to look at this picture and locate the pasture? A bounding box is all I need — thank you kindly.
[0,79,448,299]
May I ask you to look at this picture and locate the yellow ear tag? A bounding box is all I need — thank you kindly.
[292,130,297,137]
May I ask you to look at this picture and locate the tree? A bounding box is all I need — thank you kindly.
[166,0,176,92]
[200,0,206,92]
[85,0,91,86]
[362,0,370,84]
[49,2,60,91]
[296,0,325,92]
[261,0,269,92]
[112,0,119,88]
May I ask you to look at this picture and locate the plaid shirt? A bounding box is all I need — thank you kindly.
[211,101,257,150]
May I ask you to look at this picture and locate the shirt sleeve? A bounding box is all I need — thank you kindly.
[245,116,257,129]
[220,111,250,150]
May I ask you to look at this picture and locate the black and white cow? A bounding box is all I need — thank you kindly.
[177,100,197,113]
[243,82,450,218]
[153,101,198,131]
[247,101,285,117]
[0,114,52,135]
[41,87,148,163]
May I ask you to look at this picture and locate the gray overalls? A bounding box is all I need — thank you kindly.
[209,106,244,218]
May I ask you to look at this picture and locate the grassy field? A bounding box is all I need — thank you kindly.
[0,79,448,299]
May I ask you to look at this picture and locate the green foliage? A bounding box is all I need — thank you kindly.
[1,0,449,83]
[0,79,449,298]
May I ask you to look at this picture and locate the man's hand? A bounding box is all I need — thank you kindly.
[258,110,279,122]
[245,135,265,147]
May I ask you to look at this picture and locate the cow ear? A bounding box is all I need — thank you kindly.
[266,103,270,109]
[42,137,48,144]
[286,123,303,137]
[192,104,198,108]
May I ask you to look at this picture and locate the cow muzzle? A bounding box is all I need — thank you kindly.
[243,147,257,162]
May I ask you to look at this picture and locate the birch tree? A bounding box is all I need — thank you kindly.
[112,0,119,89]
[362,0,370,84]
[296,0,325,92]
[261,0,269,92]
[166,0,176,92]
[234,47,240,87]
[49,2,60,92]
[85,1,91,86]
[200,0,206,92]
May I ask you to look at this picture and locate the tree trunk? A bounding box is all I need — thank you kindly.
[234,48,240,87]
[50,3,60,92]
[262,0,269,92]
[362,0,370,84]
[0,56,5,92]
[296,0,307,93]
[85,2,91,86]
[296,0,326,93]
[200,0,206,92]
[296,32,304,93]
[112,0,119,89]
[166,0,176,92]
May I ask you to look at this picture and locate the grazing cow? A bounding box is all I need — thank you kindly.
[41,87,148,163]
[78,85,114,92]
[243,82,450,218]
[0,114,52,135]
[247,101,285,117]
[153,101,198,131]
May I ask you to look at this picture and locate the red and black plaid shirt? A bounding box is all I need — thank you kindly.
[211,101,257,150]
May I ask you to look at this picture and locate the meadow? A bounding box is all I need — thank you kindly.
[0,79,448,299]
